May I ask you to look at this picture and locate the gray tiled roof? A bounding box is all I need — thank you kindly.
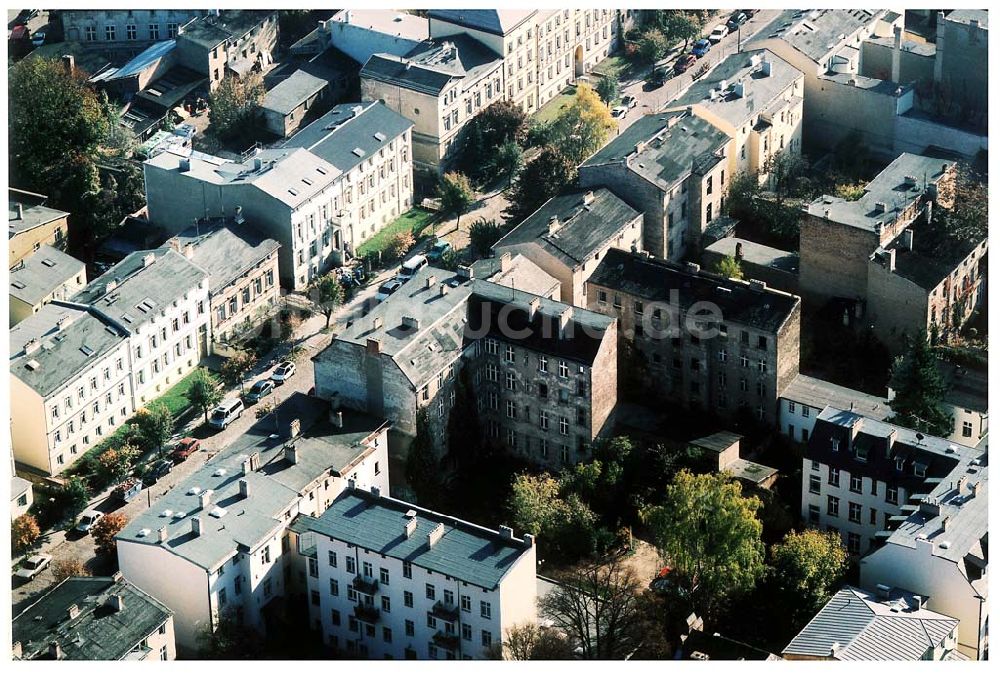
[171,220,280,296]
[361,34,501,96]
[496,188,642,268]
[281,101,413,173]
[9,189,68,238]
[178,10,272,49]
[13,576,172,661]
[295,487,533,590]
[784,586,959,660]
[471,253,561,298]
[752,9,887,64]
[705,237,799,274]
[262,69,328,116]
[9,245,86,306]
[581,111,730,190]
[427,9,536,36]
[588,249,801,334]
[780,374,892,421]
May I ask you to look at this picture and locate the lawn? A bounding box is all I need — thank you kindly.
[534,85,578,125]
[357,208,437,258]
[592,54,632,80]
[157,369,203,418]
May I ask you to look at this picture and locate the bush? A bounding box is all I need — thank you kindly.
[384,230,416,261]
[468,218,505,258]
[12,514,41,553]
[52,557,90,581]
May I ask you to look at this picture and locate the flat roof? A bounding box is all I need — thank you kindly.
[262,69,328,116]
[171,220,280,296]
[333,9,429,42]
[944,9,988,28]
[361,34,501,96]
[9,190,68,238]
[752,9,887,65]
[781,373,892,420]
[471,253,561,299]
[427,9,536,36]
[705,237,799,274]
[9,245,86,306]
[178,10,273,49]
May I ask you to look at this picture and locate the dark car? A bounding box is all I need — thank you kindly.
[375,278,404,302]
[647,67,667,87]
[620,94,638,109]
[143,459,173,485]
[427,240,453,262]
[172,437,201,463]
[674,54,697,74]
[692,39,711,58]
[742,9,757,18]
[727,12,748,32]
[244,379,274,404]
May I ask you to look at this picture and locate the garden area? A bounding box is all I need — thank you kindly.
[356,207,437,260]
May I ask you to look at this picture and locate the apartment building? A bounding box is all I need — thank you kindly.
[585,249,801,427]
[471,252,561,301]
[9,189,70,267]
[174,10,278,90]
[9,245,86,327]
[13,575,177,661]
[167,219,280,350]
[860,457,988,659]
[493,188,642,306]
[71,248,210,405]
[58,9,202,53]
[668,49,804,182]
[9,304,134,476]
[295,485,537,659]
[779,373,892,444]
[117,394,390,651]
[800,406,980,559]
[579,110,731,261]
[281,102,414,250]
[888,359,988,445]
[933,10,988,121]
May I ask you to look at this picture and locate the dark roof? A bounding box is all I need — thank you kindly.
[171,219,280,295]
[9,189,68,238]
[132,66,206,114]
[427,9,535,36]
[282,101,413,173]
[262,69,329,116]
[496,188,642,268]
[683,630,778,660]
[360,34,501,96]
[581,111,730,189]
[691,431,742,453]
[588,249,800,334]
[882,218,984,291]
[13,576,172,660]
[178,10,273,49]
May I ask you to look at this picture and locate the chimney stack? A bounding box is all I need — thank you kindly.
[239,479,250,498]
[558,306,573,338]
[498,525,514,540]
[12,642,22,659]
[331,410,343,428]
[242,457,252,476]
[67,604,80,620]
[106,595,125,613]
[192,516,203,536]
[371,485,380,498]
[404,510,418,537]
[499,251,512,273]
[179,158,191,172]
[547,215,560,235]
[23,338,40,355]
[941,515,951,531]
[288,418,301,439]
[158,526,169,543]
[367,337,381,354]
[735,241,744,261]
[199,489,213,510]
[183,243,195,259]
[583,190,595,206]
[234,205,245,224]
[427,522,445,548]
[15,203,23,220]
[284,443,298,466]
[523,533,535,550]
[49,642,63,660]
[426,275,437,289]
[142,253,156,268]
[891,25,902,82]
[685,262,701,275]
[61,54,75,74]
[528,297,541,321]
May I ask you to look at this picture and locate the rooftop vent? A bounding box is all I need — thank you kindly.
[41,258,56,268]
[352,148,365,158]
[25,359,40,371]
[209,506,228,518]
[427,522,445,548]
[374,131,386,142]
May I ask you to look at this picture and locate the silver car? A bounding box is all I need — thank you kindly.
[15,554,52,580]
[75,509,104,534]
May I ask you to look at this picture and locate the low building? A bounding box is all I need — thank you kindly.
[11,477,33,520]
[493,188,642,306]
[779,373,892,444]
[783,585,962,661]
[117,394,390,651]
[702,237,799,296]
[174,10,278,89]
[9,245,87,327]
[167,219,280,351]
[800,406,980,558]
[579,111,731,261]
[470,252,561,301]
[261,69,331,138]
[9,189,70,268]
[12,575,176,661]
[295,485,537,659]
[859,454,987,659]
[690,432,778,490]
[585,249,801,427]
[888,359,988,445]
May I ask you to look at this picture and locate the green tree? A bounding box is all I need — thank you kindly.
[92,512,128,558]
[468,218,505,258]
[504,146,578,223]
[595,75,621,105]
[935,164,987,247]
[726,171,762,220]
[309,273,345,329]
[643,470,765,618]
[456,100,529,182]
[770,530,848,624]
[550,84,616,165]
[221,350,257,393]
[491,140,525,188]
[713,255,744,280]
[60,477,90,519]
[187,368,223,424]
[404,408,445,508]
[637,28,670,64]
[208,71,266,141]
[12,514,41,553]
[198,609,265,659]
[888,331,952,436]
[439,172,475,228]
[656,10,701,49]
[134,402,174,453]
[508,473,601,562]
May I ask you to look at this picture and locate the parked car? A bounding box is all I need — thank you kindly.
[620,94,638,109]
[398,254,428,279]
[727,12,749,32]
[742,9,757,18]
[674,54,697,74]
[209,398,245,430]
[142,460,173,486]
[173,123,196,140]
[272,361,296,384]
[375,278,404,302]
[113,477,143,502]
[647,67,667,87]
[14,554,52,581]
[30,30,46,47]
[708,25,729,44]
[427,240,452,262]
[75,509,104,534]
[244,379,274,404]
[611,105,629,119]
[692,38,712,57]
[172,437,200,463]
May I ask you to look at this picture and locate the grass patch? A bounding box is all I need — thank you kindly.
[356,208,437,258]
[157,369,203,418]
[534,85,578,125]
[592,54,631,80]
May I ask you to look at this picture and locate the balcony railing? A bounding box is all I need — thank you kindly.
[353,574,379,595]
[430,600,460,622]
[432,631,461,650]
[354,603,380,623]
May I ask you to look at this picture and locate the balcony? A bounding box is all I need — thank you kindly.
[353,574,379,595]
[432,631,461,650]
[354,603,380,623]
[430,600,460,622]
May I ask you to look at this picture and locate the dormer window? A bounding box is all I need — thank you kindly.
[855,446,868,462]
[914,462,927,478]
[896,458,905,471]
[831,438,840,452]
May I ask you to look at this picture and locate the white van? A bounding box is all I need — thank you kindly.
[399,254,428,278]
[209,398,244,430]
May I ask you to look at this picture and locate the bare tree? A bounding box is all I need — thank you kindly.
[539,556,644,659]
[491,623,576,660]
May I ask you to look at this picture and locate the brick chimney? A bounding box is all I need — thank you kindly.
[427,522,445,548]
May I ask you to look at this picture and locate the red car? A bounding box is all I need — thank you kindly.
[674,54,697,74]
[172,437,201,463]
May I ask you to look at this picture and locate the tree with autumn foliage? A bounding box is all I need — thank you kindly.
[93,512,128,558]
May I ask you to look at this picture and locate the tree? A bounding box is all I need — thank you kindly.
[468,218,504,258]
[491,140,525,188]
[92,512,128,557]
[309,273,345,329]
[540,556,644,659]
[404,408,445,508]
[208,71,266,141]
[643,470,765,618]
[439,172,474,228]
[495,623,575,660]
[456,100,529,183]
[726,171,762,220]
[713,255,744,280]
[12,514,41,553]
[96,443,139,484]
[770,530,847,624]
[934,164,987,247]
[595,75,621,106]
[384,229,415,261]
[888,332,952,436]
[508,473,601,562]
[52,557,89,581]
[637,28,670,64]
[187,368,223,424]
[657,11,702,49]
[60,477,90,518]
[221,349,256,393]
[198,609,265,659]
[504,145,578,223]
[133,402,174,453]
[549,84,616,165]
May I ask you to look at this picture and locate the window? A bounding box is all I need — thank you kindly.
[538,382,548,399]
[427,612,437,629]
[160,646,168,661]
[346,556,356,574]
[480,601,492,619]
[218,588,227,607]
[849,502,862,524]
[559,361,569,378]
[808,504,820,524]
[828,467,840,487]
[505,372,516,391]
[963,421,974,437]
[308,558,319,578]
[482,630,493,647]
[559,417,569,435]
[504,345,515,362]
[718,349,728,363]
[485,338,498,355]
[827,495,840,516]
[363,561,373,578]
[149,23,159,40]
[382,596,391,612]
[462,623,472,641]
[404,591,414,608]
[167,23,178,38]
[597,290,607,305]
[758,358,767,373]
[426,583,436,600]
[870,508,878,525]
[461,595,471,612]
[380,567,389,585]
[260,545,271,565]
[886,485,899,505]
[809,475,821,495]
[105,24,116,40]
[831,438,840,452]
[85,26,96,41]
[847,532,861,556]
[405,620,414,636]
[330,579,339,596]
[126,24,136,40]
[383,626,392,643]
[538,355,548,372]
[403,561,412,578]
[328,551,337,568]
[850,475,862,493]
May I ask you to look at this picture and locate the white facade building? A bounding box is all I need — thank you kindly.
[779,373,893,444]
[296,486,537,659]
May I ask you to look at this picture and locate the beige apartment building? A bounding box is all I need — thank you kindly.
[9,189,70,268]
[9,245,86,327]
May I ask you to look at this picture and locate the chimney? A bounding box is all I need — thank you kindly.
[891,25,902,82]
[499,251,512,273]
[457,264,474,280]
[941,515,951,531]
[498,525,514,540]
[179,158,191,172]
[348,478,356,490]
[523,533,535,550]
[761,60,772,77]
[104,280,118,294]
[885,248,896,272]
[583,190,595,206]
[404,510,418,537]
[439,282,449,296]
[49,642,63,660]
[527,297,541,321]
[288,418,301,439]
[902,228,914,251]
[547,215,560,235]
[142,253,156,268]
[915,534,933,555]
[23,339,40,355]
[183,243,195,259]
[332,410,343,428]
[732,82,745,98]
[253,157,263,170]
[903,175,917,188]
[56,316,71,331]
[425,274,437,289]
[558,306,573,338]
[106,595,125,613]
[239,479,249,499]
[15,203,23,220]
[873,201,887,214]
[367,337,381,354]
[735,241,744,261]
[750,279,767,291]
[371,485,380,498]
[284,443,298,465]
[242,457,252,476]
[372,316,384,331]
[67,604,80,620]
[685,262,701,275]
[12,642,22,659]
[158,526,169,543]
[957,479,970,497]
[427,522,445,548]
[829,642,840,657]
[402,315,420,330]
[234,205,245,224]
[61,54,75,74]
[199,489,213,510]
